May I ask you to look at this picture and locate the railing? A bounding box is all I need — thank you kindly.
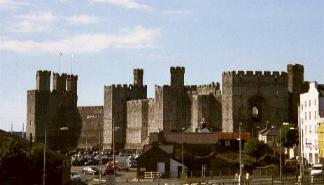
[144,171,160,179]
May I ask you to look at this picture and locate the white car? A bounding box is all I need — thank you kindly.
[311,164,324,176]
[81,166,99,175]
[70,172,81,182]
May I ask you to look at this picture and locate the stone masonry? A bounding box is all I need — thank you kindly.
[26,71,82,150]
[27,64,306,151]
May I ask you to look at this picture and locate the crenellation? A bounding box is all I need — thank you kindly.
[36,70,51,91]
[272,71,279,76]
[255,71,262,76]
[29,63,305,152]
[27,70,81,149]
[246,71,253,76]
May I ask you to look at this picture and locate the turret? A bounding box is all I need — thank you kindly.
[52,72,67,92]
[133,69,143,86]
[66,74,78,93]
[36,70,51,91]
[288,64,304,93]
[287,64,304,125]
[170,66,185,88]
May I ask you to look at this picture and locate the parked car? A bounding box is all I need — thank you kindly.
[71,172,81,182]
[311,164,324,176]
[81,167,99,175]
[84,159,99,166]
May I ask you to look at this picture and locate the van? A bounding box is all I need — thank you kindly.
[311,164,324,176]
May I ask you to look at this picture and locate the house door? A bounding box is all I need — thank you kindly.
[157,162,165,175]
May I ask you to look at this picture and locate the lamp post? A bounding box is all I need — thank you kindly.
[239,122,242,184]
[42,126,69,185]
[181,127,186,174]
[279,122,289,181]
[111,118,120,176]
[86,115,102,184]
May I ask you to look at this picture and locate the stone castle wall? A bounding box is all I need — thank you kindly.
[222,67,303,133]
[26,71,81,149]
[125,99,149,149]
[77,106,103,149]
[103,69,147,150]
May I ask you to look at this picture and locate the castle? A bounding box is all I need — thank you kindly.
[26,64,307,151]
[26,71,82,149]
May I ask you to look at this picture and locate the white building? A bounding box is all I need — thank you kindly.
[300,82,324,165]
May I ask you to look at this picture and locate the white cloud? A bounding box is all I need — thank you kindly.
[0,0,26,9]
[65,14,98,25]
[0,26,160,53]
[11,12,99,33]
[163,10,193,16]
[89,0,152,11]
[12,12,58,33]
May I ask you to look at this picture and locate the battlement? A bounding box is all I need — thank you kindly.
[133,68,144,86]
[36,70,51,91]
[66,74,78,80]
[133,68,143,74]
[170,66,185,87]
[170,66,185,73]
[287,63,304,71]
[66,74,78,93]
[109,84,147,90]
[223,70,288,78]
[52,72,67,92]
[197,82,220,89]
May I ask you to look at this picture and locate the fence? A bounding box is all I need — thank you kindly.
[144,171,160,179]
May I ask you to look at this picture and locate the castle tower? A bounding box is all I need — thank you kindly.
[287,64,304,125]
[52,73,67,92]
[67,74,78,93]
[133,69,143,86]
[36,70,51,91]
[170,66,185,88]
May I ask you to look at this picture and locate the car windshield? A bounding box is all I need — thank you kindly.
[313,167,322,170]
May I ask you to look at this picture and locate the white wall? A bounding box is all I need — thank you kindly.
[300,82,320,164]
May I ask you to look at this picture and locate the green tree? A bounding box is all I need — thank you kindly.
[243,139,268,163]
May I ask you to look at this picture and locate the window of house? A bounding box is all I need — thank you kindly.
[309,100,311,107]
[315,111,317,119]
[305,101,307,108]
[305,112,307,120]
[301,104,303,110]
[315,99,317,106]
[309,111,312,120]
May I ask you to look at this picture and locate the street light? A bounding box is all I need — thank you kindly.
[112,118,120,175]
[43,126,69,185]
[86,115,102,184]
[238,122,243,184]
[181,127,186,174]
[280,122,289,182]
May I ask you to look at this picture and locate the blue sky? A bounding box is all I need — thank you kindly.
[0,0,323,131]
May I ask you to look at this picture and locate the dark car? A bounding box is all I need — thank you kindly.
[84,159,99,166]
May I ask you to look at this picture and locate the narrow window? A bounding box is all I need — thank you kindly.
[309,111,311,120]
[309,100,311,107]
[305,112,307,120]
